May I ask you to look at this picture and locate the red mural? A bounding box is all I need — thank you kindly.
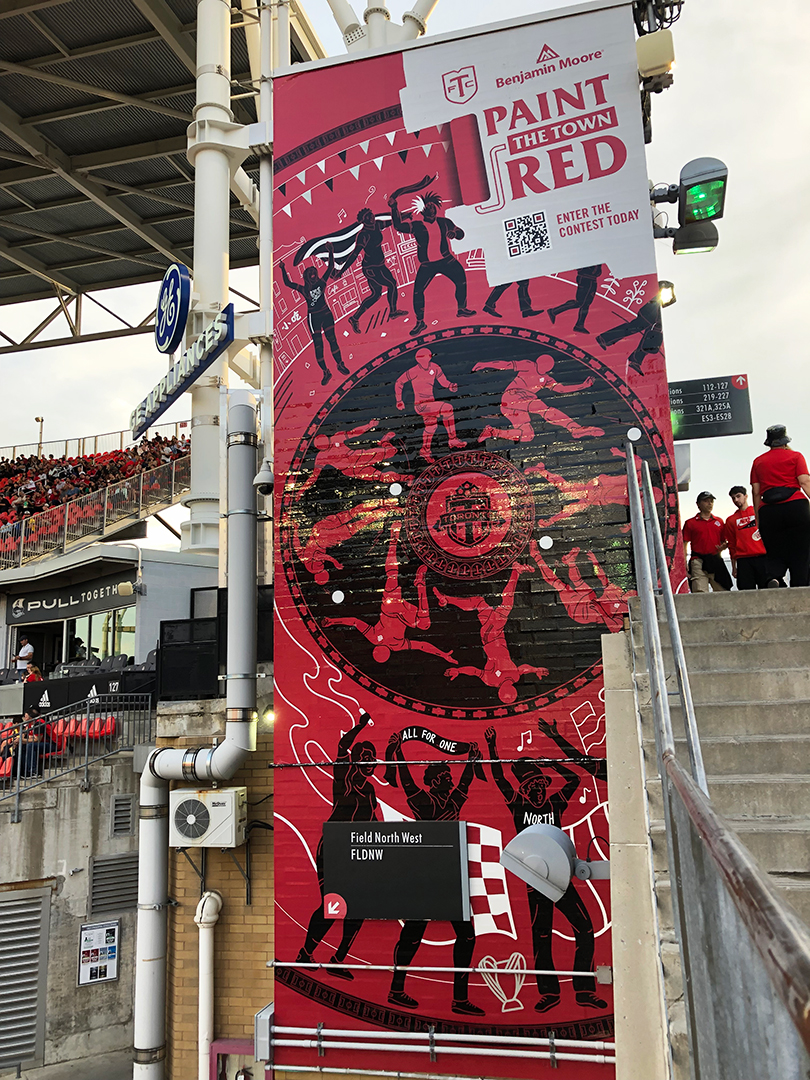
[273,14,679,1078]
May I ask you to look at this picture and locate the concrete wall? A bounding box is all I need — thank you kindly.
[161,665,274,1080]
[0,755,140,1067]
[136,552,218,660]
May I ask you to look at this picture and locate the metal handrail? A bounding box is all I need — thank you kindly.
[625,441,810,1062]
[0,419,189,461]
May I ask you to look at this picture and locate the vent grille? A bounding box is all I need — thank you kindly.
[0,890,49,1067]
[89,853,139,916]
[110,794,135,838]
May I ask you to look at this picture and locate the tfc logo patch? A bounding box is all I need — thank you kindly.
[442,66,478,104]
[434,480,505,549]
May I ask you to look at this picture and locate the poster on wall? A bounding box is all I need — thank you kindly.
[273,3,679,1076]
[77,920,119,986]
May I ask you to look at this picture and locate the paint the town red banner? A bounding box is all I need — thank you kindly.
[273,5,678,1076]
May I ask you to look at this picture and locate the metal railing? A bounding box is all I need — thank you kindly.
[626,443,810,1078]
[0,693,154,821]
[0,419,189,461]
[0,455,190,570]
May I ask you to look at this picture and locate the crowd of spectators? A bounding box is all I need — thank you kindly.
[0,432,189,526]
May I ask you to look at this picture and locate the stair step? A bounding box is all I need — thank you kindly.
[651,818,810,874]
[639,699,810,738]
[658,613,810,646]
[635,638,810,671]
[655,874,810,929]
[642,734,810,776]
[646,774,810,820]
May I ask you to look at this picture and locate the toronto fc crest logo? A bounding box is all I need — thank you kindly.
[435,480,505,549]
[442,66,478,104]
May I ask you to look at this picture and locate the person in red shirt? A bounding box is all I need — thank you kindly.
[751,425,810,588]
[724,486,768,590]
[682,491,731,592]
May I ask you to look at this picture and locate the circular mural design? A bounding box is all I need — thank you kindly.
[280,325,677,720]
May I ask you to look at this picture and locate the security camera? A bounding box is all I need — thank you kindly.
[254,459,275,497]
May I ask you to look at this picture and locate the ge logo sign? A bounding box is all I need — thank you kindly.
[155,263,191,354]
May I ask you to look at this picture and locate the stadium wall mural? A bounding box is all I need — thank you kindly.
[273,6,678,1076]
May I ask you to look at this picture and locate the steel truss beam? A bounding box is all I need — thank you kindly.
[20,82,196,127]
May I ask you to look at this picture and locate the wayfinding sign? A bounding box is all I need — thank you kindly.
[669,374,753,441]
[322,821,470,921]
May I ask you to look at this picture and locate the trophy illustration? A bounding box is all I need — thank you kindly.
[479,953,527,1012]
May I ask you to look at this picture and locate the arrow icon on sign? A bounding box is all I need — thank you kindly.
[734,375,748,388]
[324,893,347,918]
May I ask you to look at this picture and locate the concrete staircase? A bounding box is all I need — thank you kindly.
[628,587,810,1075]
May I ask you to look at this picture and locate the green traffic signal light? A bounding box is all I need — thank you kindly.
[684,178,726,223]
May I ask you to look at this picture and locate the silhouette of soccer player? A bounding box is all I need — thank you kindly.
[595,297,663,373]
[525,448,663,529]
[485,724,606,1013]
[386,732,485,1015]
[474,355,604,443]
[434,563,548,703]
[483,279,542,320]
[324,521,455,664]
[339,208,408,332]
[280,244,348,386]
[529,541,632,632]
[388,176,475,335]
[297,420,408,497]
[395,346,466,463]
[293,499,398,585]
[547,265,603,334]
[297,711,378,979]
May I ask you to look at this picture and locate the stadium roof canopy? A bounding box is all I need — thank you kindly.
[0,0,323,332]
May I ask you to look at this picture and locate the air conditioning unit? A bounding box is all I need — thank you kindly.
[168,787,248,849]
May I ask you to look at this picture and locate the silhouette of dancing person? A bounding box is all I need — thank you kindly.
[596,297,663,373]
[297,711,378,979]
[324,521,455,664]
[434,563,548,703]
[388,176,475,336]
[525,448,663,530]
[280,244,348,385]
[529,541,632,632]
[293,499,398,585]
[474,355,604,443]
[298,420,408,497]
[340,208,407,332]
[395,346,466,463]
[485,724,606,1013]
[547,265,603,333]
[386,732,485,1015]
[484,279,542,320]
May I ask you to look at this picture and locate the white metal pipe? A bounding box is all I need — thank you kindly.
[276,0,291,67]
[133,394,258,1080]
[259,0,273,451]
[195,892,223,1080]
[364,4,389,48]
[270,1041,616,1065]
[272,1027,614,1051]
[401,0,439,40]
[277,1069,549,1080]
[327,0,362,37]
[271,961,596,976]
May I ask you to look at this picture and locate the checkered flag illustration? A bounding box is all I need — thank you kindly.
[466,822,517,939]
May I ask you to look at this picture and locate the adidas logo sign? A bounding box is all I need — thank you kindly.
[88,685,98,700]
[38,690,50,708]
[536,44,559,63]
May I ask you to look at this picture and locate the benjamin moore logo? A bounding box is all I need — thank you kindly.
[11,598,25,619]
[536,44,559,63]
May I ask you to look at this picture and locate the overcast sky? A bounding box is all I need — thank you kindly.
[1,0,808,532]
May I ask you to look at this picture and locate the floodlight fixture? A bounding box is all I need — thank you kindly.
[672,220,719,255]
[678,157,728,226]
[500,823,610,902]
[657,280,676,307]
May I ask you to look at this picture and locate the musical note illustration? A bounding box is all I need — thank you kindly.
[517,730,532,752]
[337,208,346,222]
[579,786,590,804]
[365,185,376,204]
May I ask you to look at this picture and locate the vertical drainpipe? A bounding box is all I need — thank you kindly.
[195,891,224,1080]
[181,0,232,556]
[132,393,258,1080]
[258,0,274,470]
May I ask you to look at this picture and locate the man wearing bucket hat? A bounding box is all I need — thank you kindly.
[682,492,732,592]
[751,425,810,587]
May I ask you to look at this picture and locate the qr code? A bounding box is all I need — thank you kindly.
[504,212,551,257]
